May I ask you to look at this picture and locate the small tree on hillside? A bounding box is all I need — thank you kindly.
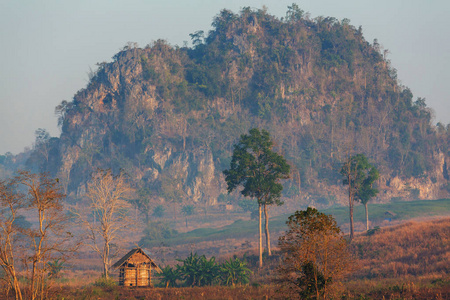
[223,128,290,268]
[278,207,353,299]
[181,204,195,228]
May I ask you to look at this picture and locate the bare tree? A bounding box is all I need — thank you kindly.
[73,169,133,279]
[0,179,25,300]
[15,171,75,300]
[0,171,76,300]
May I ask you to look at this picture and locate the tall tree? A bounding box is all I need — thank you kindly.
[356,167,379,231]
[340,154,378,239]
[135,186,157,224]
[223,128,290,267]
[73,169,133,279]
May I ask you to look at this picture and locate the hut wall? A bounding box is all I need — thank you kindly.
[137,265,150,287]
[124,267,137,286]
[119,268,125,286]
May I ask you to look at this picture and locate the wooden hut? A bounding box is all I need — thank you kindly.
[112,248,162,287]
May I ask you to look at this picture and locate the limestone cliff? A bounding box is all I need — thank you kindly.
[35,7,449,206]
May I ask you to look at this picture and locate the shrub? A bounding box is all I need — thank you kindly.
[139,221,178,246]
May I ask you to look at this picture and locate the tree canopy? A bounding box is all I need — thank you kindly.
[340,154,379,237]
[223,128,290,205]
[223,128,290,267]
[278,207,353,299]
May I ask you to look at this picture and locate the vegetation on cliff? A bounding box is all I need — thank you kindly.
[17,5,450,208]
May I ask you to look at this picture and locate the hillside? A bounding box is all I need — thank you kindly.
[137,199,450,260]
[17,6,450,208]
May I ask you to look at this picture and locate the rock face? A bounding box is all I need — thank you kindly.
[40,8,449,205]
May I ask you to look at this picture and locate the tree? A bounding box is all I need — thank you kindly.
[135,187,156,224]
[356,167,379,231]
[0,178,25,300]
[152,205,165,218]
[223,128,290,267]
[139,221,178,246]
[278,207,353,299]
[73,169,133,279]
[220,256,252,286]
[286,3,304,22]
[157,265,180,288]
[14,171,75,300]
[33,128,51,165]
[160,172,185,220]
[181,205,195,228]
[176,252,220,287]
[340,153,378,239]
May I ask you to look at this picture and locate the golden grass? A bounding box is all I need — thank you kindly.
[5,217,448,299]
[47,285,277,300]
[350,218,450,279]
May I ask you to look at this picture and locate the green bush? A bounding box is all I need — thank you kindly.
[139,221,178,246]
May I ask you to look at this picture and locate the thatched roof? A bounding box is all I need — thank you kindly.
[112,248,162,272]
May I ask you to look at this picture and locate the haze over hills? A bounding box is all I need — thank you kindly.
[3,6,450,207]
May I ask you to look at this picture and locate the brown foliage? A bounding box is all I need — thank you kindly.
[278,208,353,299]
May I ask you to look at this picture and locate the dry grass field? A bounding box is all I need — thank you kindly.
[343,217,450,299]
[9,217,447,299]
[350,218,450,279]
[2,211,449,299]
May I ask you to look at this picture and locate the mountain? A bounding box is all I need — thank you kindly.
[19,6,450,207]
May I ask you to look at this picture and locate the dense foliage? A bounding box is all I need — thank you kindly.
[278,207,352,298]
[157,253,251,287]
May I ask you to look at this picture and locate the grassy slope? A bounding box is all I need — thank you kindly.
[156,199,450,247]
[53,215,450,300]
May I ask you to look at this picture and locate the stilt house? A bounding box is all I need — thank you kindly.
[113,248,162,287]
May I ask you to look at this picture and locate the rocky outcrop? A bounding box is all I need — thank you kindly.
[41,8,449,205]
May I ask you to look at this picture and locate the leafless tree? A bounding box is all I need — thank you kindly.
[15,171,75,300]
[0,179,25,300]
[73,169,133,279]
[0,171,76,300]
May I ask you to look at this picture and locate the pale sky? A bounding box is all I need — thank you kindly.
[1,0,449,154]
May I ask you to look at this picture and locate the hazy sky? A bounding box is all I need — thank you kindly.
[1,0,449,154]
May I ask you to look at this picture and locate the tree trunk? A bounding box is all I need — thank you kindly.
[14,277,22,300]
[263,204,271,256]
[103,242,110,279]
[258,203,263,268]
[349,187,354,240]
[31,261,37,300]
[103,263,109,280]
[349,202,354,240]
[365,202,369,231]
